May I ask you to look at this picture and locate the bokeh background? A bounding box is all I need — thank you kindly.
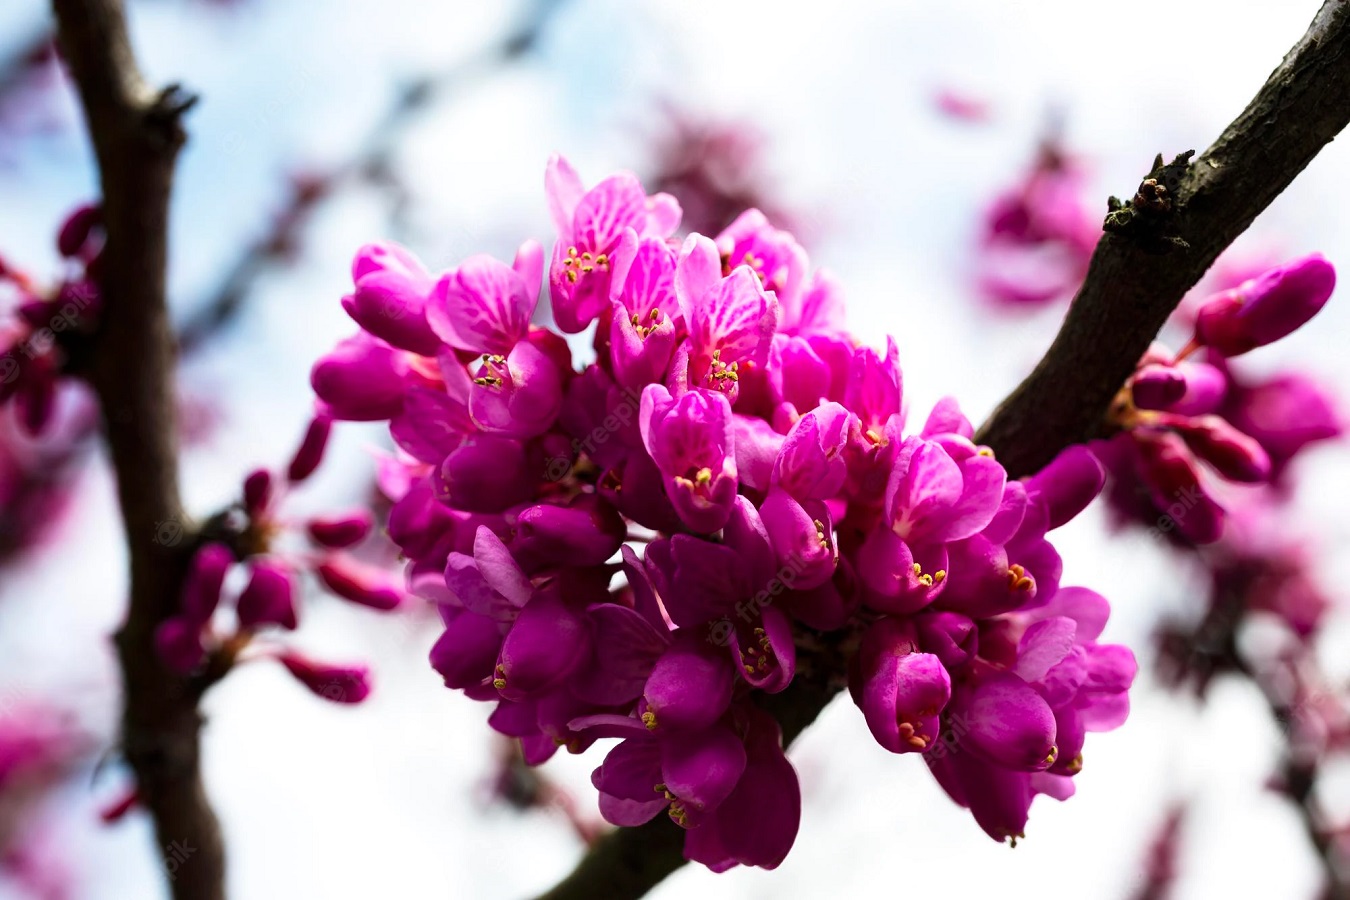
[3,0,1350,897]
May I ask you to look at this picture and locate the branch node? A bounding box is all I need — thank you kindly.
[145,83,198,146]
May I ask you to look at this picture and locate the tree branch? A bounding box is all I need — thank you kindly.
[534,2,1350,898]
[974,0,1350,474]
[175,0,569,354]
[50,1,222,898]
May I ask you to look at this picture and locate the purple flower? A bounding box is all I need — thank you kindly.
[1194,254,1335,356]
[425,242,541,355]
[546,155,680,333]
[1223,370,1342,479]
[853,618,951,754]
[673,234,780,404]
[858,430,1006,613]
[640,385,738,533]
[609,235,681,390]
[716,209,808,313]
[310,333,412,421]
[344,241,441,355]
[236,559,297,631]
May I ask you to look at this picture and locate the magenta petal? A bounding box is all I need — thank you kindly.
[426,253,535,354]
[512,496,625,569]
[643,632,735,733]
[1023,444,1105,530]
[759,489,837,590]
[236,559,297,631]
[1031,586,1110,642]
[154,617,206,675]
[772,401,851,501]
[277,653,371,704]
[285,413,332,483]
[593,736,664,802]
[1013,617,1077,683]
[1196,254,1335,355]
[734,605,796,693]
[731,415,785,492]
[310,333,406,421]
[306,511,374,549]
[961,673,1058,771]
[390,387,472,464]
[571,604,668,706]
[181,542,232,624]
[857,619,951,754]
[856,527,945,614]
[930,752,1033,844]
[316,555,403,611]
[468,341,563,439]
[599,792,667,827]
[921,396,974,439]
[348,274,441,357]
[698,709,800,870]
[915,611,978,672]
[886,438,963,542]
[496,592,590,700]
[429,609,504,690]
[435,436,534,512]
[1165,414,1272,483]
[660,725,746,813]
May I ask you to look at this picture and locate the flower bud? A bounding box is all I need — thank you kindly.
[56,204,102,259]
[315,554,403,611]
[182,542,233,624]
[277,652,371,704]
[1194,254,1335,356]
[286,412,332,483]
[236,560,297,631]
[154,617,206,675]
[306,511,374,549]
[309,334,406,421]
[242,468,273,516]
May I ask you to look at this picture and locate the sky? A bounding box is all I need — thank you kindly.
[2,0,1349,897]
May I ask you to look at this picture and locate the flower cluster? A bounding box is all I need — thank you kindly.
[0,205,102,436]
[153,413,398,704]
[309,155,1136,868]
[1098,254,1340,544]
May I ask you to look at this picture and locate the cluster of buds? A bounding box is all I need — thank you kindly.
[0,205,102,435]
[307,155,1135,869]
[1099,254,1339,544]
[153,412,399,704]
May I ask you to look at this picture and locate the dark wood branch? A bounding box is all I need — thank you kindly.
[50,1,222,898]
[534,2,1350,898]
[975,0,1350,477]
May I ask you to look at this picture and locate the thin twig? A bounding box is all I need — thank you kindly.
[49,1,222,898]
[175,0,569,354]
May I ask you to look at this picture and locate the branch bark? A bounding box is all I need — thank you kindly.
[534,1,1350,897]
[50,2,223,898]
[974,0,1350,475]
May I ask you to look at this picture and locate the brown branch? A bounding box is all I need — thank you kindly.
[975,0,1350,474]
[535,2,1350,898]
[50,2,222,899]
